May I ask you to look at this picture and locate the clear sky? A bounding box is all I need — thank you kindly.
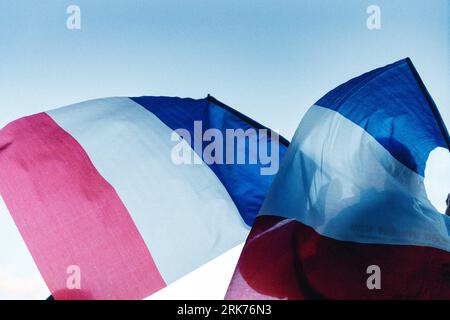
[0,0,449,299]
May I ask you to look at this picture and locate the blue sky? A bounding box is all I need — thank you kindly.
[0,0,449,299]
[0,0,448,137]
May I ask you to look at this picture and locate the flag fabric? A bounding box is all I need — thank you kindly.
[0,95,288,299]
[226,58,450,299]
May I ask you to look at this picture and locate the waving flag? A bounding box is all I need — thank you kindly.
[226,58,450,299]
[0,95,288,299]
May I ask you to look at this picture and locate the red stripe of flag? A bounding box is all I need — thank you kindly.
[0,113,166,299]
[226,215,450,299]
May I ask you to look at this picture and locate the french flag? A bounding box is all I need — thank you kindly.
[0,95,287,299]
[226,58,450,299]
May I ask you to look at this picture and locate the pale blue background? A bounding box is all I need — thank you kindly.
[0,0,448,137]
[0,0,448,299]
